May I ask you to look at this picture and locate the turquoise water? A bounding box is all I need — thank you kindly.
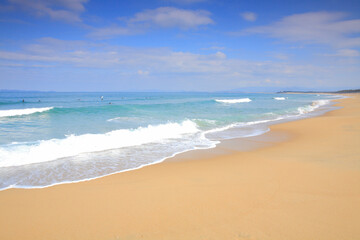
[0,92,339,189]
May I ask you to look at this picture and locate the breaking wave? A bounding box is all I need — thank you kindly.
[297,100,330,114]
[0,120,199,167]
[0,107,54,117]
[274,97,286,100]
[215,98,252,103]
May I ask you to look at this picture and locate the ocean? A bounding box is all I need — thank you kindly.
[0,92,340,190]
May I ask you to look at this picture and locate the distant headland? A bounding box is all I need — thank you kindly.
[278,89,360,94]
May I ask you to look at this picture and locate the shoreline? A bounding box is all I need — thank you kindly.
[0,94,340,191]
[0,94,359,239]
[171,95,342,162]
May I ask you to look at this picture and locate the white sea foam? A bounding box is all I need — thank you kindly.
[274,97,286,100]
[192,119,217,125]
[107,116,140,122]
[0,120,199,167]
[204,117,283,136]
[297,100,330,114]
[215,98,252,103]
[0,107,54,117]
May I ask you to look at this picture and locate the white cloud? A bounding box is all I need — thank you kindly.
[0,38,302,75]
[129,7,213,29]
[89,7,214,38]
[201,46,226,51]
[138,70,149,75]
[242,11,360,48]
[329,49,360,57]
[214,51,226,59]
[241,12,257,22]
[88,26,140,39]
[1,38,359,90]
[272,53,289,60]
[7,0,88,22]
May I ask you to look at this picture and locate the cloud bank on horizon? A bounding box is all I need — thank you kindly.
[0,0,359,91]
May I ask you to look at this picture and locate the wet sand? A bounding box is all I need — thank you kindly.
[0,94,359,240]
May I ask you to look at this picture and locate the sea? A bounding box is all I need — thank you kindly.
[0,92,341,190]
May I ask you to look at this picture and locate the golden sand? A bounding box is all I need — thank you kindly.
[0,94,359,240]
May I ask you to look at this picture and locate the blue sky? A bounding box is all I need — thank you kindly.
[0,0,359,91]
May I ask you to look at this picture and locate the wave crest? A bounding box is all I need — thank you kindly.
[0,120,199,167]
[297,100,330,114]
[215,98,252,103]
[0,107,54,117]
[274,97,286,100]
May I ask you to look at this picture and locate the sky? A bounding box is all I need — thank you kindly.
[0,0,359,92]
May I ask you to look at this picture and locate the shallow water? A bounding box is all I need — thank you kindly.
[0,92,341,189]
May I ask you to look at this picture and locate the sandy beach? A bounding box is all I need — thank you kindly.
[0,94,359,240]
